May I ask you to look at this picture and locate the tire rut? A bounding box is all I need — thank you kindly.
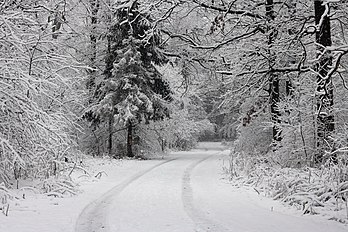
[75,158,177,232]
[182,152,229,232]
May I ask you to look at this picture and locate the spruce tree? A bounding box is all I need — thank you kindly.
[86,0,171,157]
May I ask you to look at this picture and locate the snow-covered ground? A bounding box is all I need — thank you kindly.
[1,142,347,232]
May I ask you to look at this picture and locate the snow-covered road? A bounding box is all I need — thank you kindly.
[75,143,347,232]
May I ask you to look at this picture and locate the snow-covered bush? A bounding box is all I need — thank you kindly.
[227,149,348,222]
[0,1,85,187]
[233,97,272,157]
[0,183,13,215]
[41,177,79,198]
[228,89,348,221]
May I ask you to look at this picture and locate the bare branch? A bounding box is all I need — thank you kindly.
[192,0,263,19]
[162,27,263,50]
[216,66,311,76]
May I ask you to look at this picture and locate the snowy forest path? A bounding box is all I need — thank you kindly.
[74,158,177,232]
[75,142,348,232]
[181,151,229,232]
[74,143,227,232]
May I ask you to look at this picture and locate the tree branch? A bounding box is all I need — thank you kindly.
[162,27,263,50]
[192,0,263,19]
[216,66,311,76]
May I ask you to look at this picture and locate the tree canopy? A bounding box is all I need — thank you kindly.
[1,0,348,193]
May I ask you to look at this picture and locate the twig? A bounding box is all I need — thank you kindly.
[5,204,9,216]
[95,171,108,179]
[253,187,260,195]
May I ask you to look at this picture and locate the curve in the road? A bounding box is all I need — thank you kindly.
[75,158,177,232]
[182,152,229,232]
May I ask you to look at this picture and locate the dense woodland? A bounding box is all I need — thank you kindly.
[1,0,348,220]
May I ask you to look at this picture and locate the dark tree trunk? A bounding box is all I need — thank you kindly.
[266,0,281,141]
[285,1,297,97]
[314,1,334,164]
[127,120,134,157]
[108,114,114,155]
[161,138,165,152]
[270,74,281,141]
[86,0,100,92]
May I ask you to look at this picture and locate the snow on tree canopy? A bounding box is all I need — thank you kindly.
[83,0,172,157]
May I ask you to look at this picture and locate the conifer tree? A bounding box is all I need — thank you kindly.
[86,0,171,157]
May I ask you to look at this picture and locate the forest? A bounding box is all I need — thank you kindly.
[1,0,348,225]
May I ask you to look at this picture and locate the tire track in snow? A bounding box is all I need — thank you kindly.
[182,152,229,232]
[75,158,177,232]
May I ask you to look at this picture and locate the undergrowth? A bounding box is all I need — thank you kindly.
[225,151,348,223]
[0,155,112,216]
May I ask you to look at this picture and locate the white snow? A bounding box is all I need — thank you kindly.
[0,158,164,232]
[0,142,347,232]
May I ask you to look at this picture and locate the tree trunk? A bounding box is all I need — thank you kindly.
[127,120,134,157]
[266,0,281,141]
[286,1,297,97]
[86,0,100,93]
[105,1,115,157]
[314,1,334,164]
[108,114,114,155]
